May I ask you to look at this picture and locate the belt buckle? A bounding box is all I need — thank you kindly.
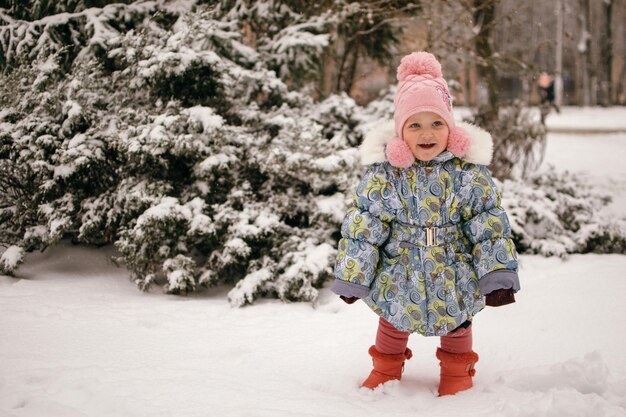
[425,226,438,246]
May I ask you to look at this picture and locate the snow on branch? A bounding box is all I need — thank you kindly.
[0,1,195,69]
[0,245,24,275]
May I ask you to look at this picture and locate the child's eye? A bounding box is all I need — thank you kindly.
[409,123,420,128]
[433,120,444,127]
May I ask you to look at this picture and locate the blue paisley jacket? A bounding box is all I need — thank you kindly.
[332,121,520,336]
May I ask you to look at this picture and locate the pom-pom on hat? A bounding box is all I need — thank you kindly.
[386,51,471,167]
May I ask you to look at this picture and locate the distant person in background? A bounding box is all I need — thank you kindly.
[538,72,560,115]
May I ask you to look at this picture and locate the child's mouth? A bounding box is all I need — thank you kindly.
[418,144,436,149]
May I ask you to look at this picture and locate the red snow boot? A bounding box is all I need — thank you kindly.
[361,345,413,389]
[436,348,479,396]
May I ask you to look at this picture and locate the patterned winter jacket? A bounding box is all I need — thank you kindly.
[332,121,520,337]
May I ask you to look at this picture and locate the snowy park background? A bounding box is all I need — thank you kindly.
[2,108,625,417]
[2,1,626,416]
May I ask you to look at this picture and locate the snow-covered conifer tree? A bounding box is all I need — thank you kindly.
[0,2,362,303]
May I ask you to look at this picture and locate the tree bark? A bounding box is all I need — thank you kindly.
[319,36,338,99]
[343,46,360,95]
[334,42,349,94]
[555,0,564,107]
[472,0,500,126]
[579,0,592,106]
[601,0,613,105]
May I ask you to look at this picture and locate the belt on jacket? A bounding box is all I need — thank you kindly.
[394,222,462,248]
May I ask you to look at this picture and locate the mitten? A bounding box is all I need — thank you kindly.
[340,295,359,304]
[485,288,515,307]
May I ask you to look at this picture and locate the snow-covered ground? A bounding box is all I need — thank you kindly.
[1,246,626,417]
[544,106,626,133]
[455,105,626,134]
[2,107,626,417]
[543,130,626,219]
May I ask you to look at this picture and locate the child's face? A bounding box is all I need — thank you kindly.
[402,111,449,161]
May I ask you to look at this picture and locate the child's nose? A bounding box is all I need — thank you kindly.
[420,129,435,139]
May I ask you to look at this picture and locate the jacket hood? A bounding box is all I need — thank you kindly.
[359,120,494,166]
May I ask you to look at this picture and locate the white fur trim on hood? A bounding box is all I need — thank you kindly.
[358,120,493,166]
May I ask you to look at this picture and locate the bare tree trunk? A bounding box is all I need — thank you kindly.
[319,40,337,99]
[343,47,360,95]
[555,0,564,107]
[618,65,626,105]
[425,2,434,49]
[334,40,351,94]
[601,0,613,105]
[472,0,500,126]
[579,0,592,106]
[522,0,535,105]
[464,57,472,106]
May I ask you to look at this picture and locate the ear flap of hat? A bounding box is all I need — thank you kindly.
[447,126,472,158]
[386,137,415,168]
[450,122,494,166]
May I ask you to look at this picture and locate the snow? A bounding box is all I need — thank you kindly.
[2,107,626,416]
[457,105,626,221]
[454,106,626,134]
[271,25,329,55]
[228,267,274,307]
[136,197,181,227]
[65,100,82,119]
[253,211,280,229]
[313,154,344,171]
[545,132,626,220]
[280,242,334,282]
[1,246,625,416]
[224,237,251,256]
[53,164,74,178]
[543,107,626,133]
[136,43,221,80]
[186,106,224,134]
[0,1,171,66]
[196,153,236,172]
[186,199,214,236]
[316,192,349,223]
[0,245,23,271]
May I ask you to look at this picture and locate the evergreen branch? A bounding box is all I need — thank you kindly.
[0,1,184,70]
[346,15,405,41]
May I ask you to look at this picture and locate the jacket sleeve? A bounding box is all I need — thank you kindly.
[461,165,520,295]
[332,164,399,297]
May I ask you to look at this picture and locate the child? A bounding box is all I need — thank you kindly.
[331,52,520,396]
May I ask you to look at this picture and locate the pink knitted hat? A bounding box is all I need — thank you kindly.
[386,51,471,168]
